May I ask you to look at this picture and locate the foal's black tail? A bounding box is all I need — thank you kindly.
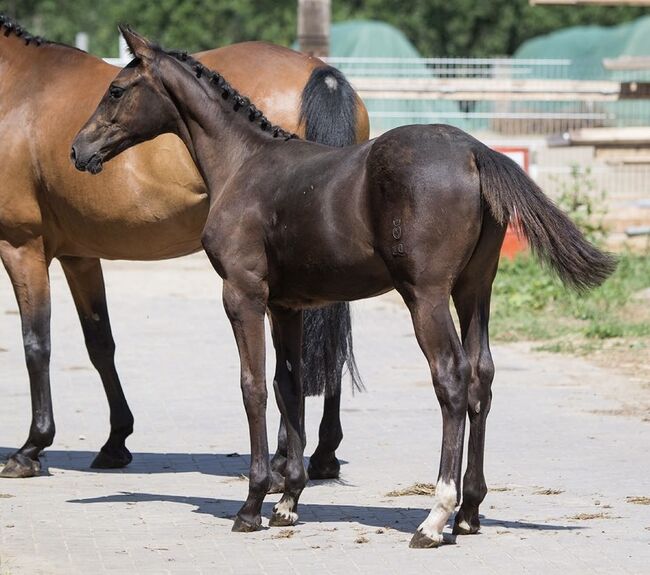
[474,145,617,291]
[299,65,363,397]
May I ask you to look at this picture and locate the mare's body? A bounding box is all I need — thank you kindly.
[0,15,368,479]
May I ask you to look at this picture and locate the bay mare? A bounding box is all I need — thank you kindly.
[72,29,615,548]
[0,15,368,481]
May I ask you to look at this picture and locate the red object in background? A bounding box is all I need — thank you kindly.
[492,146,529,259]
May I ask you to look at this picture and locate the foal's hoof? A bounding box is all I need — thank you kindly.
[409,529,443,549]
[307,453,340,480]
[232,515,262,533]
[0,454,40,478]
[452,518,480,536]
[91,446,133,469]
[452,509,480,535]
[267,470,285,495]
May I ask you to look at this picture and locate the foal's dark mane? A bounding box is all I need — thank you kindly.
[0,15,46,46]
[155,45,299,141]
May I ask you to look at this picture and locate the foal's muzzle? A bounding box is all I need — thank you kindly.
[70,145,104,175]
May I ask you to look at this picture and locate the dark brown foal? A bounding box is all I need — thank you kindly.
[72,28,615,547]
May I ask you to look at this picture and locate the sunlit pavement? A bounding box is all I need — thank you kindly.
[1,254,648,574]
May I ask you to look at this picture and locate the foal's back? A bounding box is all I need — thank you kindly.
[211,125,484,307]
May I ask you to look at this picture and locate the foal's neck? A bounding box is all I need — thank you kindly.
[160,55,280,201]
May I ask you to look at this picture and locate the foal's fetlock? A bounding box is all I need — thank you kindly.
[0,453,41,478]
[269,496,299,527]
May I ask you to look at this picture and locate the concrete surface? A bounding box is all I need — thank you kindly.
[1,254,648,574]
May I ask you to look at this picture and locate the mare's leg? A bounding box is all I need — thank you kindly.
[222,281,271,532]
[0,238,54,478]
[59,256,134,469]
[451,218,504,535]
[401,288,471,548]
[308,391,343,480]
[268,306,308,527]
[302,303,353,480]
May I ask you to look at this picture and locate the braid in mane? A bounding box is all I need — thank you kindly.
[0,15,45,46]
[166,49,299,141]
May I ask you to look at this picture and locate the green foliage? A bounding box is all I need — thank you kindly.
[1,0,648,57]
[553,165,608,246]
[491,251,650,348]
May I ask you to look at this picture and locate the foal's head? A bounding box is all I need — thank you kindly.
[71,27,177,174]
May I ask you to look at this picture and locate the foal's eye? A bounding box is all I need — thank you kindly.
[109,86,125,100]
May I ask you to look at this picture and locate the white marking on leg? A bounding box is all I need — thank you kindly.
[416,479,457,542]
[273,497,298,523]
[474,401,481,414]
[457,519,471,531]
[92,313,100,321]
[286,360,292,372]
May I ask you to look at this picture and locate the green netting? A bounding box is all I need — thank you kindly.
[515,16,650,81]
[514,16,650,130]
[327,20,472,134]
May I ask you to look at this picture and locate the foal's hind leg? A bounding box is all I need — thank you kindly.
[0,238,54,478]
[59,257,134,469]
[268,306,307,527]
[451,219,503,535]
[401,288,471,548]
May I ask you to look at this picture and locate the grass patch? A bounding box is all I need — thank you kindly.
[490,251,650,356]
[534,488,564,495]
[626,496,650,505]
[386,483,436,497]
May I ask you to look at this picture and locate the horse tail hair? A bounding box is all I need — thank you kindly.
[473,145,617,291]
[299,65,358,146]
[299,65,364,397]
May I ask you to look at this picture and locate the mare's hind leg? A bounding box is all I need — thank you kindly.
[0,238,54,478]
[308,391,343,480]
[222,280,271,532]
[268,306,308,527]
[401,287,471,548]
[59,257,134,469]
[451,218,504,535]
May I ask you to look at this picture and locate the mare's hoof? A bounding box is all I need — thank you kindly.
[0,454,40,478]
[268,470,285,495]
[232,515,261,533]
[307,453,340,480]
[409,529,443,549]
[91,446,133,469]
[269,510,298,527]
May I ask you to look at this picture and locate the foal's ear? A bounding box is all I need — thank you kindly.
[119,25,155,61]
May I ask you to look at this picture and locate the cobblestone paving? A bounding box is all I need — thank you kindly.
[1,255,649,574]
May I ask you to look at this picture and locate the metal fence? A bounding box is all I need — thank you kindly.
[327,57,650,137]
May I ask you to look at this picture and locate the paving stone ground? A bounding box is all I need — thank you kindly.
[1,254,649,574]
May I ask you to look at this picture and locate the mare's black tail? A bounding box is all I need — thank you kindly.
[300,65,363,396]
[473,145,617,291]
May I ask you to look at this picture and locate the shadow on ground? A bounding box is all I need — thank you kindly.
[0,448,348,479]
[66,491,583,535]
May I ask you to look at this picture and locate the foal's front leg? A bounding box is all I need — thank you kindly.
[269,306,307,527]
[222,281,271,532]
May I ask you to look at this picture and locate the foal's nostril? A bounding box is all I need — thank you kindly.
[70,146,77,163]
